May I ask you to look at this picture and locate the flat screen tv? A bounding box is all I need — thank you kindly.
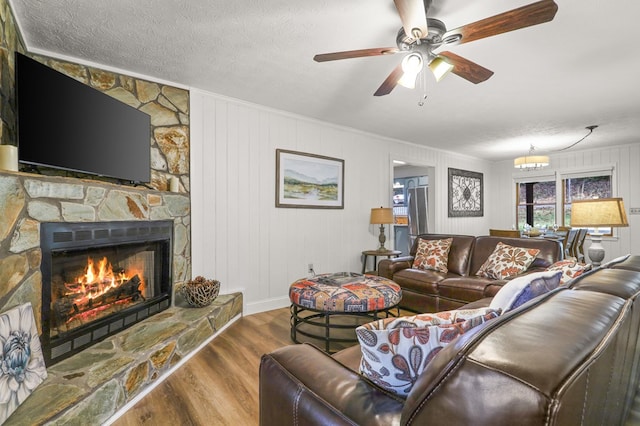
[15,52,151,184]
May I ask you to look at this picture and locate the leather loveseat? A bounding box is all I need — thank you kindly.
[378,233,563,313]
[260,255,640,425]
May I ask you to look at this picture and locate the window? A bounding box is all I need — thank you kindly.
[516,180,556,230]
[515,167,614,235]
[563,175,612,234]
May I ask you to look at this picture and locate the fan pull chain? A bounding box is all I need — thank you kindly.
[418,67,428,107]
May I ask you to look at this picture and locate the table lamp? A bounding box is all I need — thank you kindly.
[570,197,628,267]
[370,207,394,251]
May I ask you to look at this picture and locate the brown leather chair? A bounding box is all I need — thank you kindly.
[489,229,521,238]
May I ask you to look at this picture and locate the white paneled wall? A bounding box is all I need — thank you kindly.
[488,143,640,263]
[190,89,492,314]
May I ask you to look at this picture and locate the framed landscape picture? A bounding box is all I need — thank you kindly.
[276,149,344,209]
[448,167,483,217]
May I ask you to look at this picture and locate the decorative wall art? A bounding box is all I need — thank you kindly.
[448,168,484,217]
[276,149,344,209]
[0,303,47,423]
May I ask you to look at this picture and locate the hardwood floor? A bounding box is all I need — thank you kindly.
[113,305,406,425]
[113,307,297,426]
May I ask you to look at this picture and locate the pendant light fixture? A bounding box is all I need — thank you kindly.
[514,145,550,170]
[513,125,598,170]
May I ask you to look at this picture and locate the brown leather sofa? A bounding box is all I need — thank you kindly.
[260,255,640,425]
[378,234,563,313]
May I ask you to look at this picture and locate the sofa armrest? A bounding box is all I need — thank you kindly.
[259,343,403,426]
[378,256,413,279]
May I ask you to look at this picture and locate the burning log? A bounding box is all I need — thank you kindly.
[53,274,145,331]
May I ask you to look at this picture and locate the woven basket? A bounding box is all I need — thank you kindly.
[181,276,220,307]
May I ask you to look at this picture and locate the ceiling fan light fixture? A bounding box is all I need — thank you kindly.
[428,56,454,82]
[398,53,423,89]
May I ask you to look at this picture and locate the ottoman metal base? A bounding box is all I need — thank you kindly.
[290,303,399,353]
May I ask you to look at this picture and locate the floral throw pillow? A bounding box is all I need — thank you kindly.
[356,308,501,397]
[490,270,562,313]
[546,260,592,285]
[412,238,453,273]
[476,242,540,280]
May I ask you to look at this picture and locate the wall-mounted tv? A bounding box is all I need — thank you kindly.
[15,52,151,184]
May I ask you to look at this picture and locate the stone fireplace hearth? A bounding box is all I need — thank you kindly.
[6,292,243,425]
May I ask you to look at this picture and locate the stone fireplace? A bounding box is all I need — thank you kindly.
[40,220,174,365]
[0,2,244,423]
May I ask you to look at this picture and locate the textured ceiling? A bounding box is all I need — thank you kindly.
[9,0,640,161]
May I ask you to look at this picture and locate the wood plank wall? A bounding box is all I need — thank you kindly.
[189,90,492,314]
[191,91,640,314]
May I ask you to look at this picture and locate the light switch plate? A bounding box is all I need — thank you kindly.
[630,207,640,215]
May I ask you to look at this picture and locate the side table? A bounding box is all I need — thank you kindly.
[361,249,402,274]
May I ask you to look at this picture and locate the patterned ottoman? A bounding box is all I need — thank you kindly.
[289,272,401,352]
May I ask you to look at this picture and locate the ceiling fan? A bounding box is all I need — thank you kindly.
[313,0,558,96]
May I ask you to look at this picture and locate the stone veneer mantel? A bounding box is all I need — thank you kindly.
[0,170,192,334]
[0,158,229,422]
[0,169,198,423]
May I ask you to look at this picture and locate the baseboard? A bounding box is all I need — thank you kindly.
[245,296,290,315]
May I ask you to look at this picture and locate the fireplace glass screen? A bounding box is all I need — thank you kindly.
[40,221,173,365]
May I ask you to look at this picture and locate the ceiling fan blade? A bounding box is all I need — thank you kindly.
[314,47,399,62]
[394,0,428,40]
[374,63,404,96]
[438,51,494,84]
[443,0,558,46]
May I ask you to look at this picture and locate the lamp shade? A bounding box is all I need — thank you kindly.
[513,155,550,169]
[398,54,423,89]
[428,56,454,82]
[370,207,394,224]
[570,198,629,227]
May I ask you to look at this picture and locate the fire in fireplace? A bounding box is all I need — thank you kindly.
[52,254,148,336]
[40,220,173,365]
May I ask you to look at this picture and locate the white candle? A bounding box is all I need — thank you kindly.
[0,145,18,171]
[169,176,179,192]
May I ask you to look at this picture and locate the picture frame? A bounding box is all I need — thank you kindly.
[276,149,344,209]
[448,167,483,217]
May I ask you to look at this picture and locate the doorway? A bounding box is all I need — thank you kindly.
[392,160,435,255]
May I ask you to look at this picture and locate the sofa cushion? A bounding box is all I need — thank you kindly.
[546,259,592,284]
[412,238,453,273]
[409,234,476,276]
[470,236,562,277]
[490,270,562,312]
[437,276,497,301]
[391,269,443,294]
[476,242,540,280]
[356,308,500,397]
